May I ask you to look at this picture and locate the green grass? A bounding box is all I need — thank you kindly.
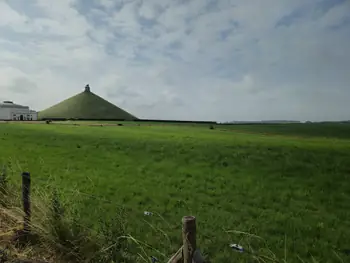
[218,123,350,139]
[1,122,350,262]
[38,90,137,120]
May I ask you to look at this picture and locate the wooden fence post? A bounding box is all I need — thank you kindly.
[182,216,196,263]
[22,172,31,233]
[167,216,205,263]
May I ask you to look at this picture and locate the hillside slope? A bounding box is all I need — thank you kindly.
[38,89,137,120]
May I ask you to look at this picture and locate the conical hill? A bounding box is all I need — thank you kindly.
[38,85,137,120]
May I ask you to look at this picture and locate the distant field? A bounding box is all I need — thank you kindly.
[1,122,350,262]
[218,123,350,139]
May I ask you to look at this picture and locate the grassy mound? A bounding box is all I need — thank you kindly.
[38,90,137,120]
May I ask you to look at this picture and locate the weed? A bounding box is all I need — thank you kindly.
[0,165,7,194]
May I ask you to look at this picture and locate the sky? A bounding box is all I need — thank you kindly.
[0,0,349,122]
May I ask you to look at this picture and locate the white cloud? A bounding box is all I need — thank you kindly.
[0,1,27,26]
[0,0,349,121]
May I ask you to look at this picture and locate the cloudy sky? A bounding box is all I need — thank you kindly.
[0,0,349,121]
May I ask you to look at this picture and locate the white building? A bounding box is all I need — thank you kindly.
[0,101,38,121]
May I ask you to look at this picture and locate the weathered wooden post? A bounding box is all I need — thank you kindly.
[22,172,31,233]
[167,216,205,263]
[182,216,197,263]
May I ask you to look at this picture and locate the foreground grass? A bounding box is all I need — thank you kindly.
[1,123,350,262]
[0,180,137,263]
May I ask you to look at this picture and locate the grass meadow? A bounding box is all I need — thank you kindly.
[1,122,350,262]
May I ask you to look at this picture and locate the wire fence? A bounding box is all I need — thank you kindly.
[0,169,283,263]
[5,166,348,262]
[2,168,308,263]
[1,168,210,263]
[0,165,310,263]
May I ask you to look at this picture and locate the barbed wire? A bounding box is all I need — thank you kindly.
[2,169,195,219]
[1,170,259,260]
[4,168,350,261]
[2,170,177,226]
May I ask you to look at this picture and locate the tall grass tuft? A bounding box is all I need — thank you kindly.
[0,171,140,263]
[0,165,8,205]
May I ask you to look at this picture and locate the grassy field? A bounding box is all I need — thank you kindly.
[1,122,350,262]
[218,123,350,139]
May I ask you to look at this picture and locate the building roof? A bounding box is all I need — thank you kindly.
[0,101,29,109]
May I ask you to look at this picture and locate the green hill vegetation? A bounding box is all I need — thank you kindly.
[38,85,137,120]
